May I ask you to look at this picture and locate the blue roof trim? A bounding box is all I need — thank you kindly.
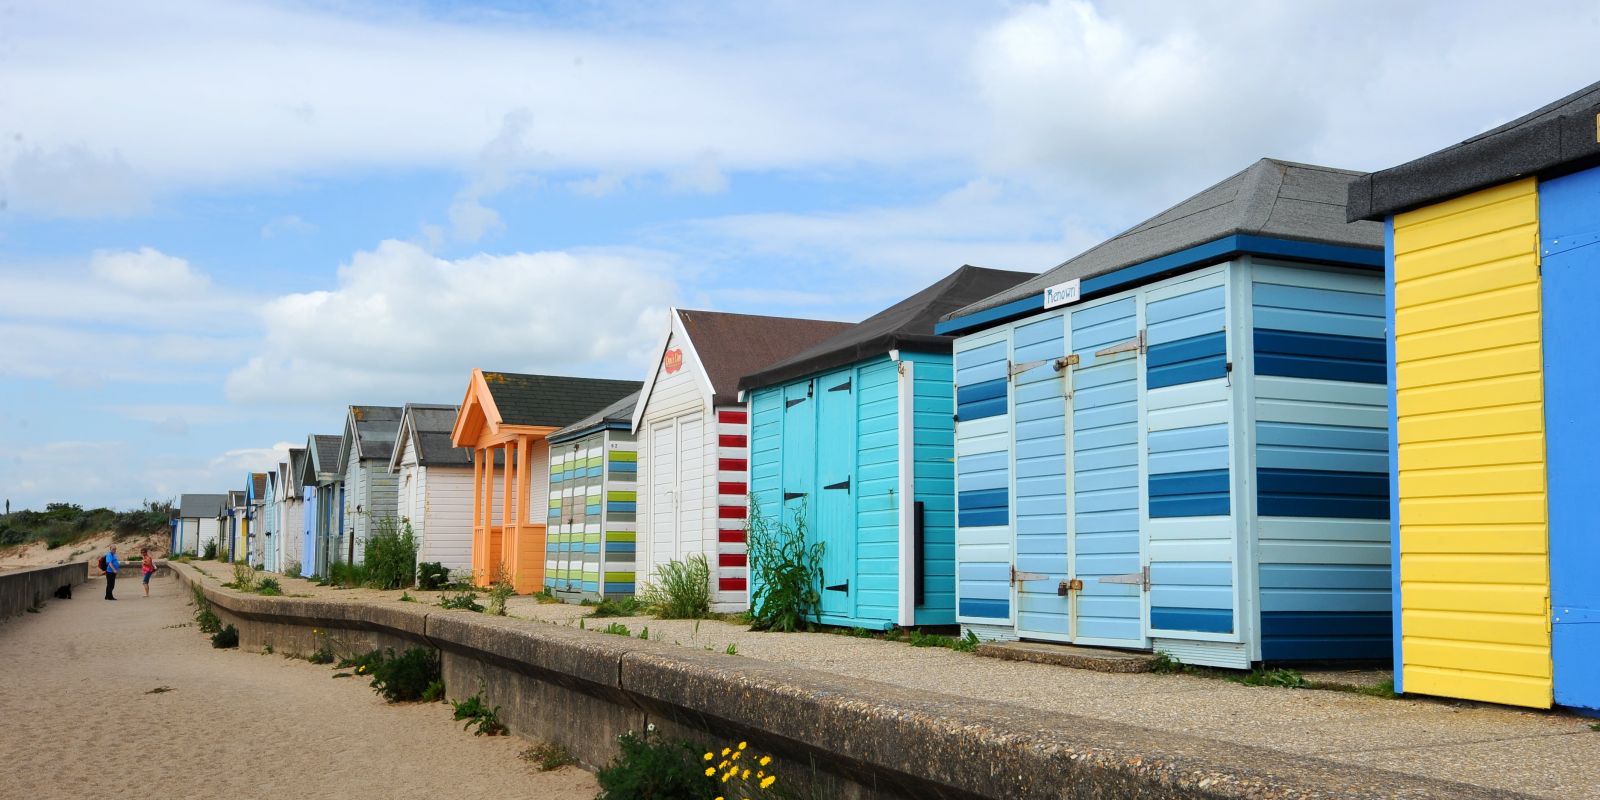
[934,234,1384,337]
[547,420,632,445]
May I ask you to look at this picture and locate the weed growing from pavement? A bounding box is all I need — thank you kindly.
[225,562,257,591]
[724,643,738,656]
[438,590,485,612]
[191,585,222,634]
[362,517,418,590]
[638,554,712,620]
[1150,650,1191,674]
[587,595,644,618]
[398,591,415,602]
[1230,668,1308,689]
[451,691,506,736]
[602,622,631,636]
[521,742,576,771]
[254,577,283,596]
[746,496,824,632]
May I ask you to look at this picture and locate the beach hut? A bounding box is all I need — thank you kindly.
[737,266,1034,629]
[389,403,475,578]
[262,468,280,571]
[224,489,248,562]
[451,370,640,593]
[273,449,306,575]
[336,405,403,565]
[935,159,1387,668]
[176,494,225,556]
[299,433,344,577]
[632,310,852,612]
[1347,81,1600,712]
[246,472,267,566]
[544,391,641,602]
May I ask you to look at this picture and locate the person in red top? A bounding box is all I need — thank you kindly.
[140,547,155,598]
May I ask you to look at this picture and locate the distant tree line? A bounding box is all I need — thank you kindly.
[0,499,175,549]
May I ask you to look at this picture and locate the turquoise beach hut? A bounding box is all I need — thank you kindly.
[738,266,1033,630]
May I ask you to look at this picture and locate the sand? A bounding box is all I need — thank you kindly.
[0,571,598,800]
[0,532,168,573]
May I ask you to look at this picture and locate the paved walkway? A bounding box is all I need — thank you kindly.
[227,564,1600,799]
[0,572,596,800]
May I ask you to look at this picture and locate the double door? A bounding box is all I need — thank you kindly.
[648,413,705,573]
[779,371,857,620]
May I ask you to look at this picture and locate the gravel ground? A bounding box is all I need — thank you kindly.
[189,563,1600,798]
[0,570,597,800]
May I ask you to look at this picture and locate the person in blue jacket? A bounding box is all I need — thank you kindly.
[101,545,120,601]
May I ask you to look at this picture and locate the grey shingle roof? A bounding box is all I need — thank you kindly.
[739,266,1034,392]
[345,405,404,465]
[947,159,1384,321]
[286,448,307,490]
[395,403,472,467]
[178,493,226,518]
[549,390,640,444]
[482,372,641,428]
[1349,81,1600,220]
[228,490,246,507]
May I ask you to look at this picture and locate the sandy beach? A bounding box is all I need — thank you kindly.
[0,571,598,800]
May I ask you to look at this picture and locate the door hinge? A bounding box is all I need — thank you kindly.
[785,397,807,409]
[783,491,806,502]
[1098,566,1150,591]
[823,476,850,493]
[1010,565,1048,586]
[1094,330,1146,359]
[1009,358,1048,379]
[828,379,852,392]
[825,579,850,593]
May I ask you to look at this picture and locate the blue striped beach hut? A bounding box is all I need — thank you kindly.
[935,159,1391,667]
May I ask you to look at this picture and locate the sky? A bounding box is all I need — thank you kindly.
[2,0,1598,511]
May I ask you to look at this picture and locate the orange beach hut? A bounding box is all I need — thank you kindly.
[451,369,640,593]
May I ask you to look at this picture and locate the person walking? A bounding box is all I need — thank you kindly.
[102,544,120,601]
[140,547,155,598]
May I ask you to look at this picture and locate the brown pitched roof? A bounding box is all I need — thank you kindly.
[676,309,852,404]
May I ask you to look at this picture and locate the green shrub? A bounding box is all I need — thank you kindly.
[211,624,239,648]
[202,540,218,560]
[746,496,824,632]
[588,596,643,618]
[283,560,302,579]
[255,577,283,596]
[307,644,335,665]
[422,680,445,702]
[602,622,631,636]
[451,691,506,736]
[1231,667,1308,689]
[521,742,576,771]
[366,647,442,702]
[326,560,373,589]
[417,561,450,591]
[192,585,222,634]
[363,517,418,590]
[1150,650,1189,674]
[639,554,711,620]
[437,590,485,612]
[595,730,714,799]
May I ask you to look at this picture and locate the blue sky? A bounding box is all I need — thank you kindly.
[3,0,1599,510]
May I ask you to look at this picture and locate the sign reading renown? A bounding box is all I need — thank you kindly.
[1043,279,1081,309]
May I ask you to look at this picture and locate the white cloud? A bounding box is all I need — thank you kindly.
[225,239,677,405]
[0,439,292,511]
[261,214,316,238]
[90,247,211,294]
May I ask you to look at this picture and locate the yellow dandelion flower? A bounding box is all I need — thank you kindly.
[738,741,748,750]
[760,776,777,789]
[721,747,731,756]
[731,750,741,760]
[742,769,751,780]
[759,755,771,766]
[705,767,715,777]
[721,772,733,783]
[704,752,714,761]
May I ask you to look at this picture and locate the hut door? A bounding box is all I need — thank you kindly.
[816,369,857,619]
[1541,169,1599,712]
[780,378,817,548]
[648,420,679,573]
[1067,297,1146,648]
[1011,313,1072,642]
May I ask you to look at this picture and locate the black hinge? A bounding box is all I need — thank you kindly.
[828,379,851,392]
[783,491,806,501]
[785,397,807,408]
[825,579,850,593]
[823,476,850,493]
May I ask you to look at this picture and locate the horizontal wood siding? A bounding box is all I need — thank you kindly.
[909,352,957,625]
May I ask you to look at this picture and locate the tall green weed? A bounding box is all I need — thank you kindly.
[746,496,824,632]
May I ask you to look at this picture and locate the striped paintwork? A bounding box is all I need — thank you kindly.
[955,330,1012,623]
[1012,312,1069,639]
[715,408,750,593]
[545,430,637,600]
[1393,178,1551,709]
[1145,274,1232,638]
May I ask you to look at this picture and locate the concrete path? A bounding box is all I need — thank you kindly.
[0,572,597,800]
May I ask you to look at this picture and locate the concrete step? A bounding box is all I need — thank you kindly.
[975,640,1156,673]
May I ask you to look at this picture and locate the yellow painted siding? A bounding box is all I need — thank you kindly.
[1393,178,1552,709]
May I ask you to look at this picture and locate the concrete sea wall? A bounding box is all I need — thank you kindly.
[169,565,1512,800]
[0,562,89,620]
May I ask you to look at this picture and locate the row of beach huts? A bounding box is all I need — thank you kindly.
[173,83,1600,716]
